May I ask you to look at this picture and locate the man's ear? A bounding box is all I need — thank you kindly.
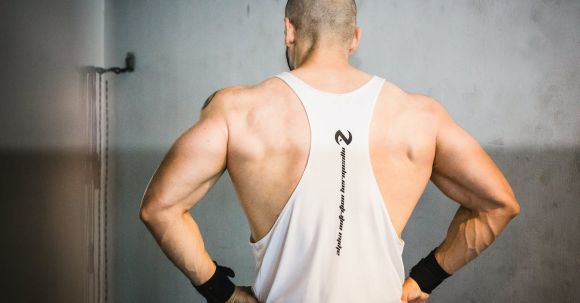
[284,17,296,47]
[348,26,362,55]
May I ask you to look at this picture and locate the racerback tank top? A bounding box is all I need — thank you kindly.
[248,71,406,303]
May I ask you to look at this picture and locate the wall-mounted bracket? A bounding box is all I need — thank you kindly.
[94,52,135,74]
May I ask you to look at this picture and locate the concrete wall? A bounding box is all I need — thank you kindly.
[0,0,105,302]
[106,1,580,302]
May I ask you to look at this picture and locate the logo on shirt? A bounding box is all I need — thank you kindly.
[335,130,352,146]
[334,129,352,256]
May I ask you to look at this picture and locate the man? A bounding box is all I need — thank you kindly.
[139,0,520,302]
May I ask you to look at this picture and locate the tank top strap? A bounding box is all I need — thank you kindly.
[274,71,384,124]
[274,71,316,113]
[357,74,386,144]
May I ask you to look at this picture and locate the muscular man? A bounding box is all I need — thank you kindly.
[139,1,520,302]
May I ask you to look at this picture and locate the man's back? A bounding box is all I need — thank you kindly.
[210,67,434,301]
[221,67,439,247]
[139,1,520,301]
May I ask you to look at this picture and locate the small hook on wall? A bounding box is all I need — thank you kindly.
[94,52,135,74]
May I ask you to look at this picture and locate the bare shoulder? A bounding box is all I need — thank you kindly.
[406,91,445,113]
[199,85,246,113]
[378,78,449,125]
[200,76,283,115]
[404,90,452,126]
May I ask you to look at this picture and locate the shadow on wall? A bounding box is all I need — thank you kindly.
[3,148,576,303]
[1,149,89,302]
[108,145,580,303]
[402,145,580,302]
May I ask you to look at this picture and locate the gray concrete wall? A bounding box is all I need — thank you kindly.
[106,1,580,302]
[0,0,105,302]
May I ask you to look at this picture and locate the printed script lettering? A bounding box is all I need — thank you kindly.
[336,147,347,256]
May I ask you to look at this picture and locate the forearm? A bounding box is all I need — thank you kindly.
[434,204,517,274]
[140,208,217,285]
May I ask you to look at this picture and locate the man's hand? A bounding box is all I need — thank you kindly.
[401,277,430,303]
[226,286,260,303]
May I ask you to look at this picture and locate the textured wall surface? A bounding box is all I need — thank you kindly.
[0,0,105,302]
[106,1,580,302]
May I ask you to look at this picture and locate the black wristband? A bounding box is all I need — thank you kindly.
[192,260,236,303]
[409,247,451,294]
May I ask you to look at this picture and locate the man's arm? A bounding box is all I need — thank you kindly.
[138,88,229,286]
[427,97,521,275]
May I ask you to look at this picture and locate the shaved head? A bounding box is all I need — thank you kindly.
[285,0,357,50]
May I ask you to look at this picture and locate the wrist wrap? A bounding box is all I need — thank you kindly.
[409,247,452,294]
[192,260,236,303]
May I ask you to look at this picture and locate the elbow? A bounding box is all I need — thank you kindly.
[139,204,154,223]
[139,190,163,222]
[139,199,184,224]
[139,198,161,223]
[502,199,521,218]
[139,208,149,222]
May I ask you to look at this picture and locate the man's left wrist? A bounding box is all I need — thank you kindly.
[408,247,452,294]
[194,259,218,286]
[192,260,236,303]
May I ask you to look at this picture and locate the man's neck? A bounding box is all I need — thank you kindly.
[297,47,352,72]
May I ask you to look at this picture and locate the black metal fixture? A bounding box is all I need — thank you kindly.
[94,52,135,74]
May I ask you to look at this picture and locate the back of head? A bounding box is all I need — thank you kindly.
[285,0,357,50]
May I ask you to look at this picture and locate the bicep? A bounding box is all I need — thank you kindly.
[141,95,229,214]
[429,101,516,212]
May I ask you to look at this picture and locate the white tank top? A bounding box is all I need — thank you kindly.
[249,71,406,303]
